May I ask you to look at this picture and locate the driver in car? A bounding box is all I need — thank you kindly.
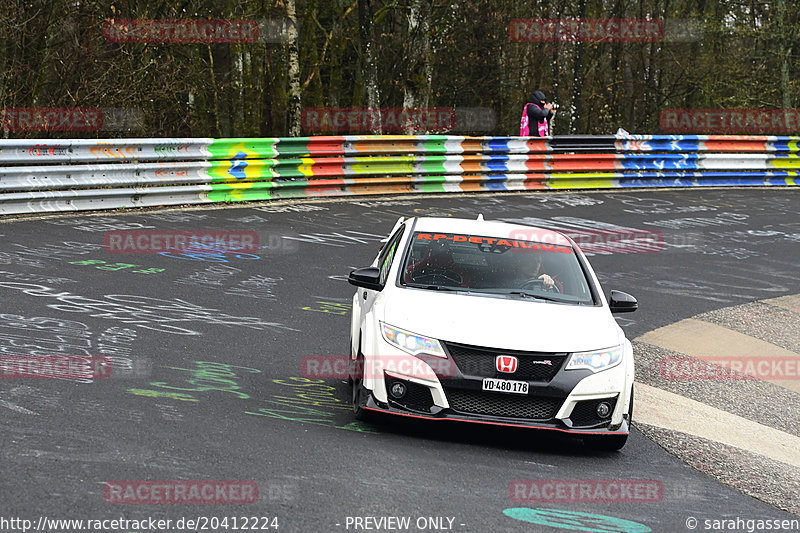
[405,239,471,287]
[514,251,562,292]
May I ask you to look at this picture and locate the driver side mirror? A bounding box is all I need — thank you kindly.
[348,267,383,291]
[609,290,638,313]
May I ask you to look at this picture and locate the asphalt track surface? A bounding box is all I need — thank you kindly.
[1,188,799,533]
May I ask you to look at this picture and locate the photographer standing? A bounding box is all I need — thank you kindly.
[520,90,556,137]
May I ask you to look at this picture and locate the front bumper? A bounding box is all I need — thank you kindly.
[358,339,633,435]
[361,392,630,436]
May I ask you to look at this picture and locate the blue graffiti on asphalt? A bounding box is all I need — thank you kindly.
[159,239,261,262]
[503,508,651,533]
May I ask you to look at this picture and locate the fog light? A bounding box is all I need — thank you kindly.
[596,402,612,418]
[390,382,407,399]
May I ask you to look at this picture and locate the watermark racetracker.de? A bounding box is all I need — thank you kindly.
[302,107,497,134]
[0,108,143,132]
[104,480,258,504]
[660,356,800,381]
[302,107,456,133]
[660,108,800,134]
[1,356,111,380]
[102,19,289,43]
[104,230,259,254]
[0,515,280,532]
[509,18,703,43]
[509,18,664,42]
[509,479,663,503]
[301,355,457,381]
[508,227,665,254]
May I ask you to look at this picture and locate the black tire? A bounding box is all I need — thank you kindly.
[627,384,634,426]
[587,433,629,452]
[347,336,354,387]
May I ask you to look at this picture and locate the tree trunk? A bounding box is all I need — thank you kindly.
[569,0,587,133]
[260,47,276,137]
[286,0,302,136]
[775,0,792,108]
[328,0,346,108]
[403,0,432,133]
[623,50,634,130]
[549,3,564,136]
[358,0,381,133]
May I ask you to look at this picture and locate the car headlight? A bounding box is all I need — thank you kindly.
[565,345,624,372]
[380,322,446,358]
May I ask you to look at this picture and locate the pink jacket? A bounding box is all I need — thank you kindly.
[520,103,549,137]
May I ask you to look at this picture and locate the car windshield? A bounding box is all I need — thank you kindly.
[400,231,595,304]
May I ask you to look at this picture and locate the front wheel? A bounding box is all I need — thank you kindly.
[628,384,634,424]
[585,433,629,452]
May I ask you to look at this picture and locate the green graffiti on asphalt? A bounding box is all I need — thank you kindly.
[128,364,376,433]
[148,361,260,399]
[300,300,352,316]
[245,377,378,434]
[126,389,199,402]
[503,508,652,533]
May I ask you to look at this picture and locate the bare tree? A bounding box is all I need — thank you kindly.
[286,0,301,136]
[358,0,382,133]
[402,0,433,133]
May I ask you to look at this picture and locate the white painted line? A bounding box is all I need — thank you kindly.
[638,318,800,393]
[635,382,800,468]
[0,399,38,415]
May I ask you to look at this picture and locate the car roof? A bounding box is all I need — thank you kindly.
[409,216,574,247]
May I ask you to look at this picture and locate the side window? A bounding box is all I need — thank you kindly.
[378,225,405,285]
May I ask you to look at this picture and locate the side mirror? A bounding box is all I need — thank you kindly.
[609,290,638,313]
[348,267,383,291]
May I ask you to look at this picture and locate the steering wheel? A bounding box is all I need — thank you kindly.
[411,268,463,286]
[520,277,561,293]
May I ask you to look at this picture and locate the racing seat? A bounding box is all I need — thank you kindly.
[405,239,470,287]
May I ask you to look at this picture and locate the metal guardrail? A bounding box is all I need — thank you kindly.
[0,134,798,214]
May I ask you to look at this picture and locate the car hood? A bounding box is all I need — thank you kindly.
[379,288,622,353]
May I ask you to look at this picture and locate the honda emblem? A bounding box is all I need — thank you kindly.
[496,355,518,373]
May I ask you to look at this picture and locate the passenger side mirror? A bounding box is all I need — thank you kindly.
[348,267,383,291]
[609,290,638,313]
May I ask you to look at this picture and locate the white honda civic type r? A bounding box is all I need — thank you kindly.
[348,216,638,451]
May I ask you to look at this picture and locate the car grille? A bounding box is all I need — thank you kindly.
[444,387,561,420]
[442,341,566,381]
[569,397,618,427]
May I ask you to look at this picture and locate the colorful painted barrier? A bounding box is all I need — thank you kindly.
[0,134,797,214]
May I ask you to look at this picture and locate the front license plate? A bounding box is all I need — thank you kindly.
[482,377,529,395]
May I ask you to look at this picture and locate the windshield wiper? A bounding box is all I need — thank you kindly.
[406,283,458,291]
[504,291,562,302]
